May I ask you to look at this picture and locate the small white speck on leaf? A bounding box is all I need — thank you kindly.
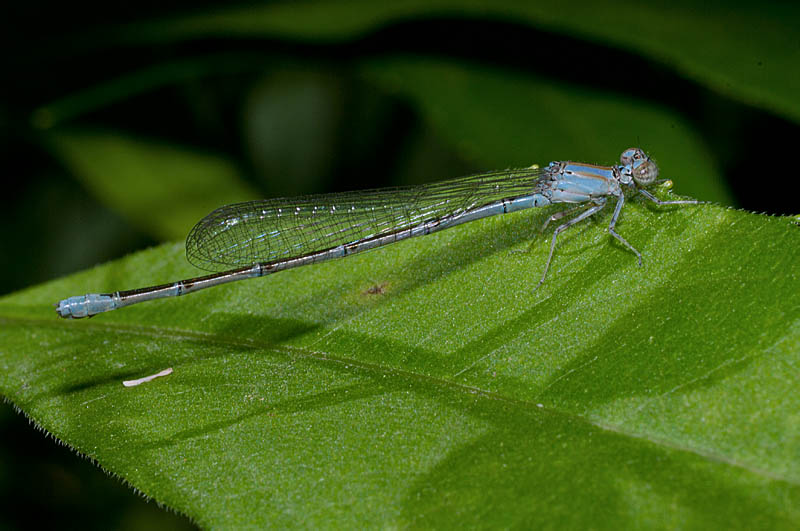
[123,368,173,387]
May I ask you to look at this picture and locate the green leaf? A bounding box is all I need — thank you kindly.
[2,197,799,528]
[44,129,259,241]
[123,0,800,125]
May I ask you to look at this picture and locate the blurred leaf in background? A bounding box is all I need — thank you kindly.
[1,0,799,528]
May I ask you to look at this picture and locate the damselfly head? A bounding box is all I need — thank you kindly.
[620,147,659,186]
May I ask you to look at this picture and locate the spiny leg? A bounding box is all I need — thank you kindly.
[540,203,587,233]
[639,188,699,206]
[614,189,699,263]
[537,199,607,287]
[514,204,587,256]
[607,191,643,266]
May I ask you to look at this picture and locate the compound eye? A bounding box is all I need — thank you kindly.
[632,160,659,185]
[620,147,643,165]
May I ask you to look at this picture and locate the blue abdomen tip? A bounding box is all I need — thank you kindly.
[56,294,116,319]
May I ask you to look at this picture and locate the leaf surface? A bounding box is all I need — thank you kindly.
[2,198,798,528]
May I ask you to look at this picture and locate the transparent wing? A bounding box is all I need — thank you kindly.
[185,167,548,271]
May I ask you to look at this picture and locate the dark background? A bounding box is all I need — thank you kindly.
[2,2,798,528]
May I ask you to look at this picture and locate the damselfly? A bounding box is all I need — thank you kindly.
[56,148,697,319]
